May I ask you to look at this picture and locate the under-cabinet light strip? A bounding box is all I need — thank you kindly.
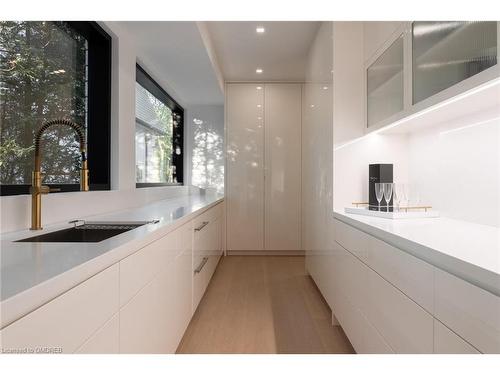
[334,77,500,151]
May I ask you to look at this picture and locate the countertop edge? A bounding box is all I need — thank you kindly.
[0,197,224,329]
[332,211,500,298]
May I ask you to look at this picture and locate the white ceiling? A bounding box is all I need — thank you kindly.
[118,21,224,106]
[206,21,321,81]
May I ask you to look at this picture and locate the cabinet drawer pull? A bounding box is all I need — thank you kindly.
[194,257,209,274]
[194,221,209,232]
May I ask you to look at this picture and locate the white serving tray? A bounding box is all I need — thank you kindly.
[345,206,440,219]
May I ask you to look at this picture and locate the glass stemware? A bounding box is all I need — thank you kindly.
[375,182,384,211]
[383,183,393,212]
[392,183,401,212]
[401,183,409,209]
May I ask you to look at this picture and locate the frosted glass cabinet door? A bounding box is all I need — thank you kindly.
[413,21,498,104]
[367,34,404,126]
[264,84,302,250]
[226,84,265,251]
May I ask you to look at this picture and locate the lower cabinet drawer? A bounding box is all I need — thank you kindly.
[192,207,222,312]
[435,269,500,353]
[76,314,119,354]
[331,242,433,353]
[193,247,220,312]
[0,264,119,354]
[367,235,434,313]
[332,289,393,354]
[433,319,480,354]
[119,230,178,307]
[365,266,434,353]
[334,219,370,261]
[119,264,177,354]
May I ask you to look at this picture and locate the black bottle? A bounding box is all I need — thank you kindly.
[369,164,393,211]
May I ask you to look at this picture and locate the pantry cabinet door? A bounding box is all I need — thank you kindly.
[226,83,265,251]
[264,83,302,251]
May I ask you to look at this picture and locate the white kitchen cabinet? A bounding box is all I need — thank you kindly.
[331,241,368,312]
[76,314,119,354]
[226,83,302,252]
[364,22,407,64]
[363,21,499,132]
[264,83,302,251]
[433,319,480,354]
[331,238,433,353]
[367,235,434,313]
[412,21,498,105]
[366,33,405,127]
[365,264,434,353]
[0,264,119,354]
[226,83,265,251]
[332,288,394,354]
[333,219,370,262]
[193,204,223,311]
[335,218,434,313]
[172,221,194,346]
[312,218,500,353]
[120,261,177,354]
[119,217,204,354]
[333,22,365,145]
[434,268,500,354]
[119,230,178,306]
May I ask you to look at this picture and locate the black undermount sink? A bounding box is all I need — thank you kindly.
[16,222,152,243]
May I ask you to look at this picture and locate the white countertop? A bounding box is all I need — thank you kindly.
[333,210,500,297]
[0,194,223,328]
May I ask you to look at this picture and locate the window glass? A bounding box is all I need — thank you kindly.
[367,35,404,126]
[135,66,183,185]
[413,21,497,104]
[0,21,87,185]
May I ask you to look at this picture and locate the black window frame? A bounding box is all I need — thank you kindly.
[135,64,184,188]
[0,21,112,196]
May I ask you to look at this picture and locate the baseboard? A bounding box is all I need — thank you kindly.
[226,250,305,256]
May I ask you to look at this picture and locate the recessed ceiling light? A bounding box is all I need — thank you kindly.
[256,68,263,74]
[256,27,265,33]
[322,86,329,90]
[256,86,262,90]
[257,104,262,108]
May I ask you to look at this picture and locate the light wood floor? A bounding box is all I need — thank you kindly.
[177,256,355,354]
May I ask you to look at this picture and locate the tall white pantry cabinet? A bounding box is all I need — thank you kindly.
[226,83,302,252]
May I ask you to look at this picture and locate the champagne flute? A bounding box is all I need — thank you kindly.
[383,183,393,212]
[393,183,402,212]
[375,182,384,211]
[401,183,410,211]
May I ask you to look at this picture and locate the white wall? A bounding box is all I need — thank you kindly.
[407,117,500,227]
[185,105,225,194]
[302,22,334,254]
[333,134,409,211]
[334,116,500,228]
[0,22,221,234]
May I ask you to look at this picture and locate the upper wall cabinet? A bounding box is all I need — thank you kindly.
[365,21,499,131]
[367,34,404,126]
[412,21,498,104]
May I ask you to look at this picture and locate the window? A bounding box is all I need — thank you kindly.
[135,65,184,186]
[0,21,111,196]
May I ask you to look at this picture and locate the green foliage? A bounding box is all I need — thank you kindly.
[0,21,87,185]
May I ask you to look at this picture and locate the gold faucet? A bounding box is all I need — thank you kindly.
[31,119,89,230]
